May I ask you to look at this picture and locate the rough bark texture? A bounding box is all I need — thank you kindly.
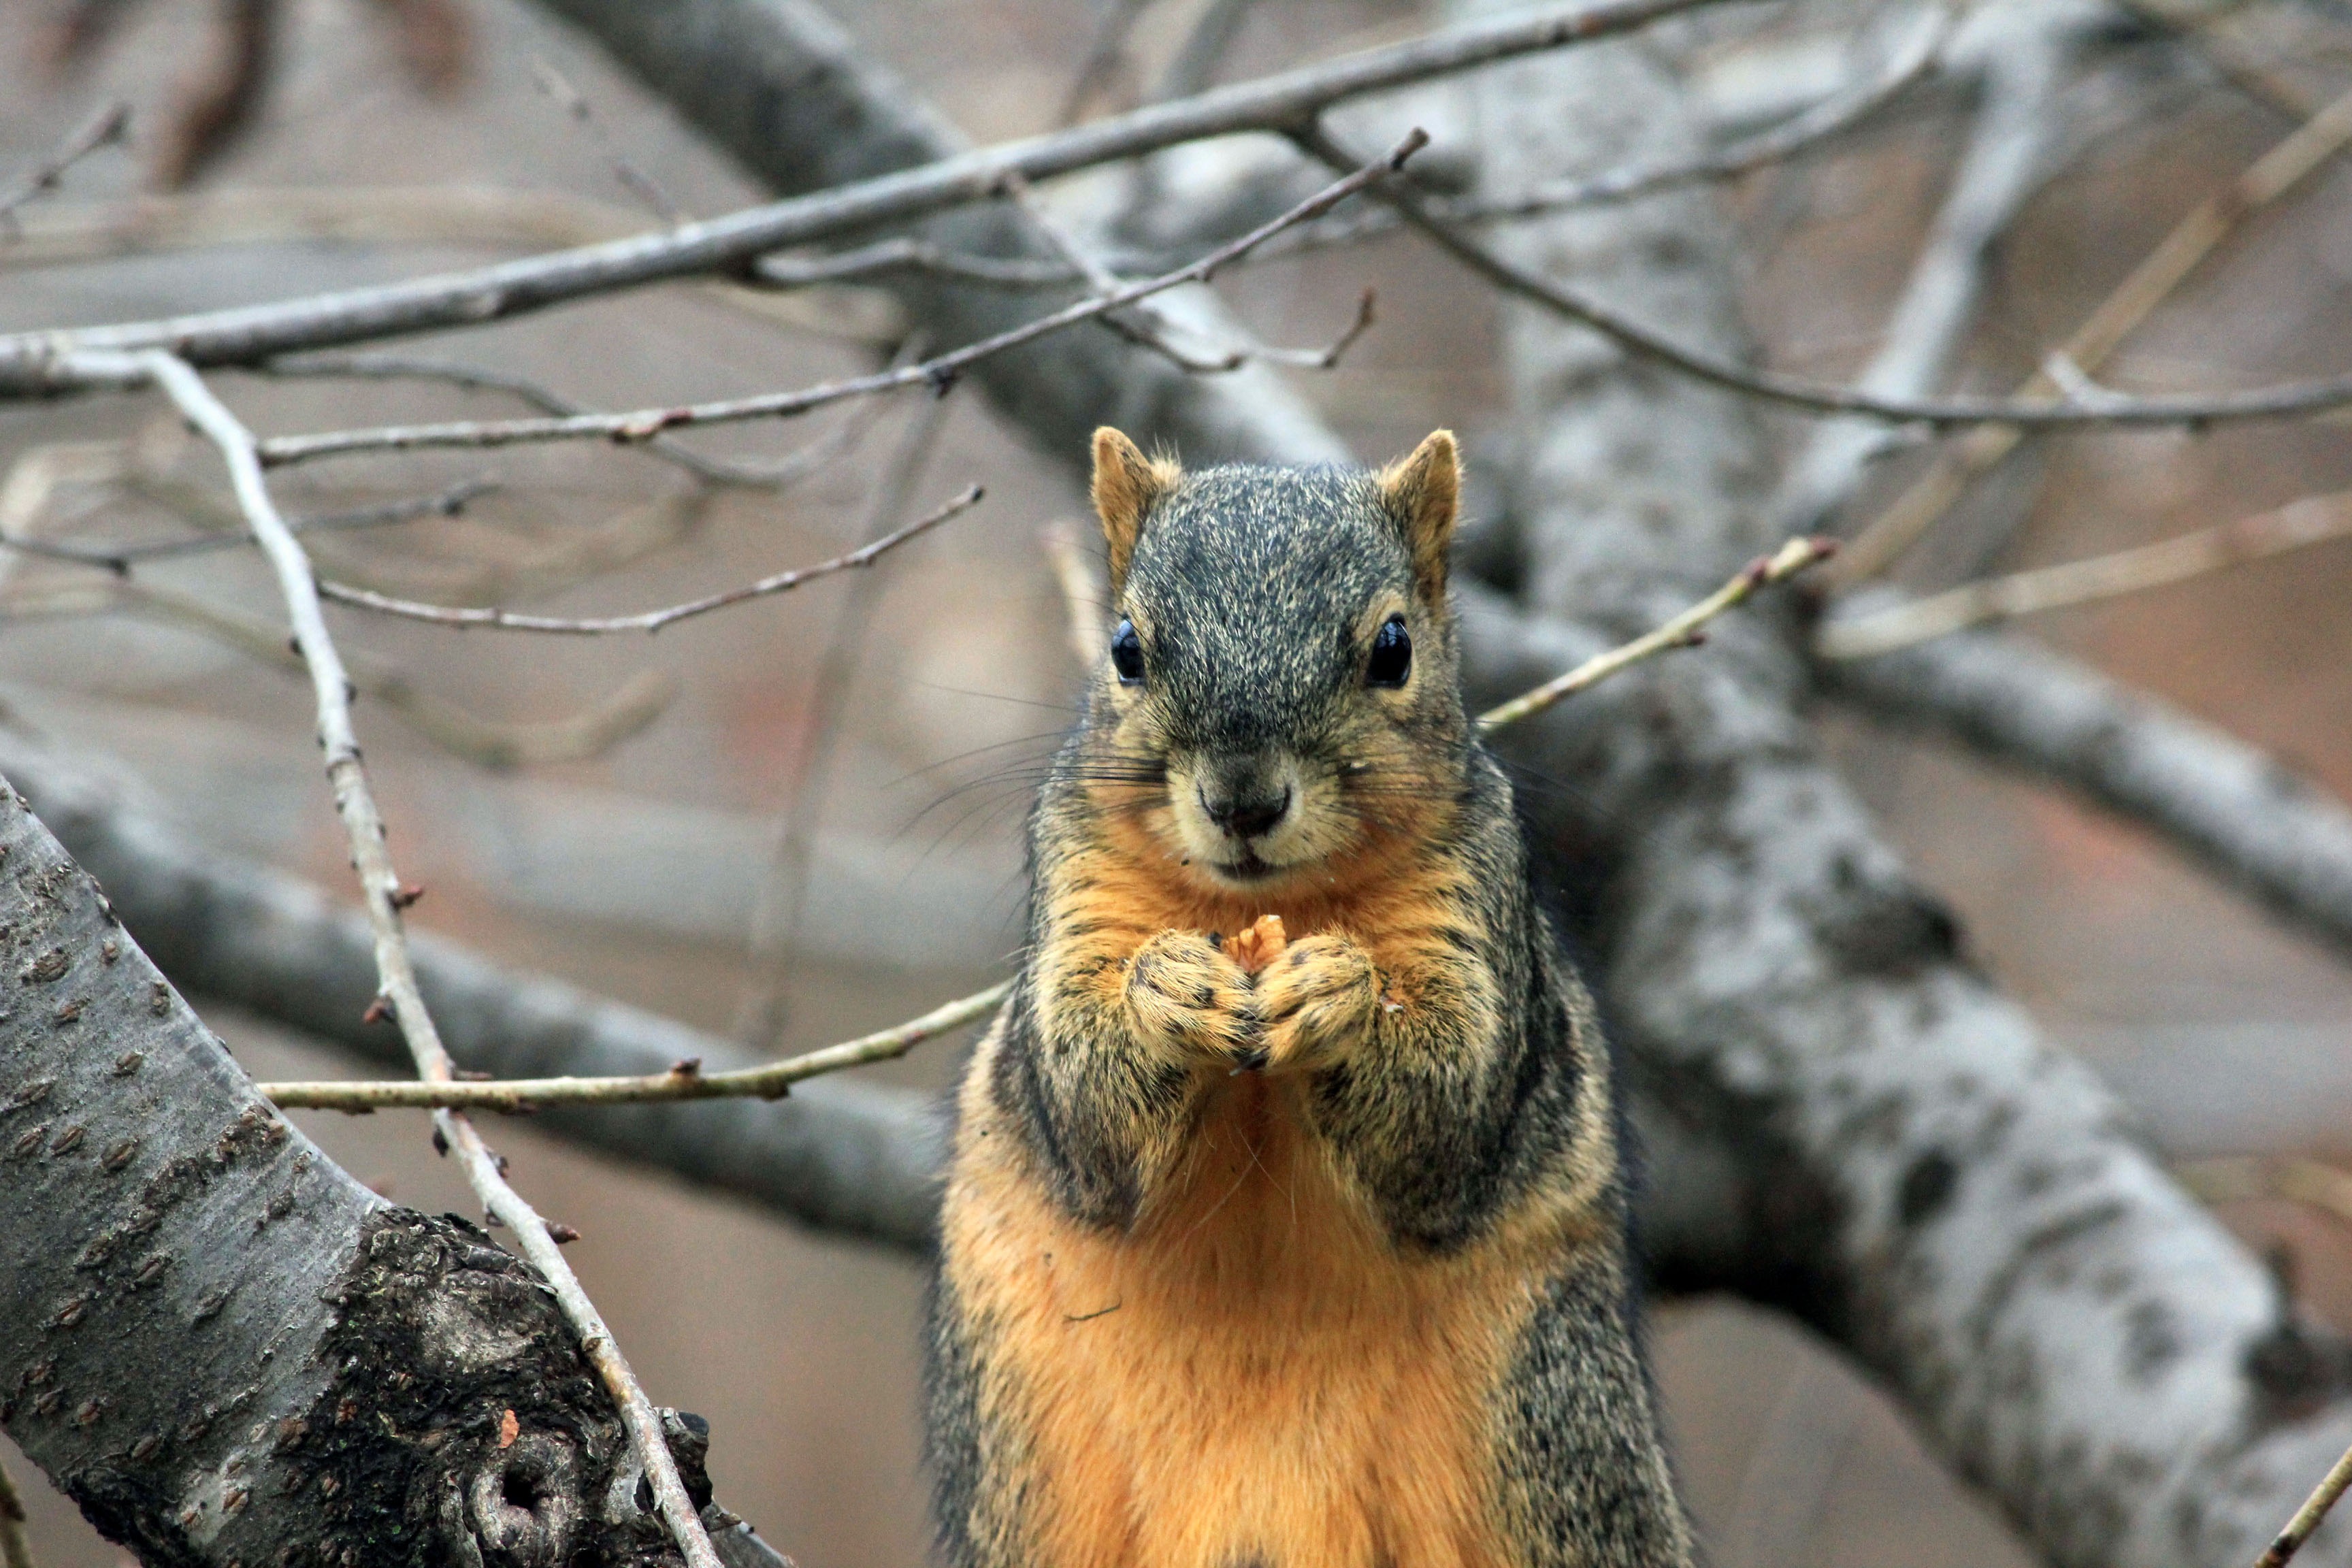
[1818,606,2352,958]
[0,768,715,1568]
[0,728,947,1250]
[1446,10,2352,1568]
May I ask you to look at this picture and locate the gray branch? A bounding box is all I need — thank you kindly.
[1818,608,2352,958]
[1444,7,2352,1567]
[0,769,738,1568]
[0,729,949,1251]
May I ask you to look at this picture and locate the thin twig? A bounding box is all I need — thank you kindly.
[1769,5,2074,537]
[261,353,882,490]
[753,236,1081,290]
[0,578,674,769]
[1060,0,1156,125]
[531,57,684,225]
[1476,537,1840,730]
[0,99,129,231]
[259,982,1012,1111]
[56,346,725,1568]
[732,393,954,1049]
[0,1453,33,1568]
[314,483,982,634]
[1449,0,1958,221]
[1831,72,2352,583]
[252,133,1423,466]
[998,167,1242,373]
[0,0,1721,395]
[1816,490,2352,657]
[252,535,1837,1115]
[1295,120,2352,431]
[2251,1439,2352,1568]
[0,476,491,572]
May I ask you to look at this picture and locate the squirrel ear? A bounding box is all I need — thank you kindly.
[1092,427,1181,589]
[1378,429,1459,600]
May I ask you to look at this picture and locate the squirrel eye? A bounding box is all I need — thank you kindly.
[1111,619,1145,684]
[1367,615,1411,688]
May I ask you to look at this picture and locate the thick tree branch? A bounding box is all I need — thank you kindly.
[57,349,723,1568]
[0,774,726,1568]
[1816,610,2352,958]
[1448,10,2352,1568]
[0,730,951,1250]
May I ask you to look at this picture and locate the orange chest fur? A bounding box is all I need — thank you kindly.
[944,1060,1541,1568]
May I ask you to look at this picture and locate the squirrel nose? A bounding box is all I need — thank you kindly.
[1203,785,1291,841]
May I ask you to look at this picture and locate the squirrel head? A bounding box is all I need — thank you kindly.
[1079,427,1467,898]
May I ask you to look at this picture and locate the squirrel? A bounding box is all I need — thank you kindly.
[925,427,1695,1568]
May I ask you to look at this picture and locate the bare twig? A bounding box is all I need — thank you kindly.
[0,0,1720,395]
[1769,6,2075,537]
[1298,120,2352,431]
[1831,72,2352,583]
[314,483,983,633]
[0,578,675,769]
[732,393,953,1049]
[753,236,1081,290]
[1816,490,2352,657]
[998,167,1242,373]
[2251,1440,2352,1568]
[0,1454,33,1568]
[252,134,1422,466]
[531,56,685,223]
[0,99,128,231]
[261,353,882,489]
[55,346,724,1568]
[1450,0,1957,222]
[1060,0,1156,125]
[1,476,491,572]
[1475,536,1838,730]
[259,982,1011,1111]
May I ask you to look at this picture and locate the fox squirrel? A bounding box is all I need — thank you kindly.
[926,428,1694,1568]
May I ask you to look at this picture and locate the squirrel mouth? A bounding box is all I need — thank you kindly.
[1214,850,1281,881]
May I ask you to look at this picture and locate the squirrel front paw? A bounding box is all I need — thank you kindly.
[1253,933,1382,1073]
[1123,929,1260,1068]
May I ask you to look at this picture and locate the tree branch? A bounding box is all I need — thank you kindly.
[314,483,983,634]
[0,100,127,230]
[1815,490,2352,657]
[1816,607,2352,958]
[0,730,951,1248]
[55,348,723,1568]
[0,773,726,1567]
[1444,9,2352,1567]
[246,134,1416,467]
[0,0,1719,398]
[1831,70,2352,583]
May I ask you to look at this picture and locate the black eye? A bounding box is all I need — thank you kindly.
[1367,615,1411,687]
[1111,619,1145,684]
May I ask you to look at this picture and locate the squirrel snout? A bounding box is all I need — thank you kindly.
[1201,784,1291,841]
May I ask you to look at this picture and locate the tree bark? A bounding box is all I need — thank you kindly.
[1817,604,2352,958]
[1446,10,2352,1568]
[0,770,721,1568]
[0,729,947,1251]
